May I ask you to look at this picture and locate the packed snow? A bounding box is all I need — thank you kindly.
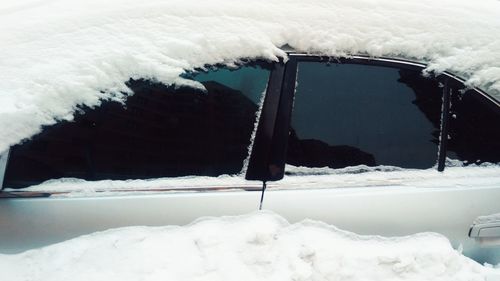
[1,0,500,152]
[8,163,500,196]
[0,211,498,281]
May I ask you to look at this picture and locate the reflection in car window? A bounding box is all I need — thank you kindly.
[4,65,270,189]
[287,62,442,170]
[447,89,500,165]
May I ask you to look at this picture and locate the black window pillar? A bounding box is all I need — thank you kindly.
[437,79,451,172]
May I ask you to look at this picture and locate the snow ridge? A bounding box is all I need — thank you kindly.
[0,211,495,281]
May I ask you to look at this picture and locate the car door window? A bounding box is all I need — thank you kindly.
[3,64,271,189]
[286,62,443,170]
[447,88,500,165]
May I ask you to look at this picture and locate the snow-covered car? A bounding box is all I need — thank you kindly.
[1,0,500,279]
[1,53,500,264]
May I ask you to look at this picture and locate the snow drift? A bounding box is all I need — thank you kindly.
[1,0,500,152]
[0,211,497,281]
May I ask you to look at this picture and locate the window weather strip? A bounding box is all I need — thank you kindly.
[437,80,451,172]
[0,149,10,190]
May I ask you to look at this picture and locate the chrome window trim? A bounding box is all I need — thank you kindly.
[0,149,10,190]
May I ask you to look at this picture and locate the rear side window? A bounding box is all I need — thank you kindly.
[4,64,271,189]
[447,89,500,165]
[286,62,443,170]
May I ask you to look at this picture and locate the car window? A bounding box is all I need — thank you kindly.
[447,88,500,165]
[286,62,443,170]
[3,64,271,189]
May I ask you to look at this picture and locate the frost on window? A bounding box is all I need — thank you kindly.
[286,62,443,171]
[3,64,271,189]
[446,89,500,165]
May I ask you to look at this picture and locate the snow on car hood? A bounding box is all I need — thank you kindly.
[0,211,497,281]
[1,0,500,152]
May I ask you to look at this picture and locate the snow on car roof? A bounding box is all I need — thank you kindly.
[1,0,500,152]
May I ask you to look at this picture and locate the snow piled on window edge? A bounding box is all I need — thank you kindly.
[7,163,500,196]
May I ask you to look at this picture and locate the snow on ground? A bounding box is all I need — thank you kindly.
[8,163,500,196]
[1,0,500,152]
[0,211,497,281]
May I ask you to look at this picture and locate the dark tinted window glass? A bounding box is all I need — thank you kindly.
[447,89,500,165]
[4,64,270,189]
[287,62,442,169]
